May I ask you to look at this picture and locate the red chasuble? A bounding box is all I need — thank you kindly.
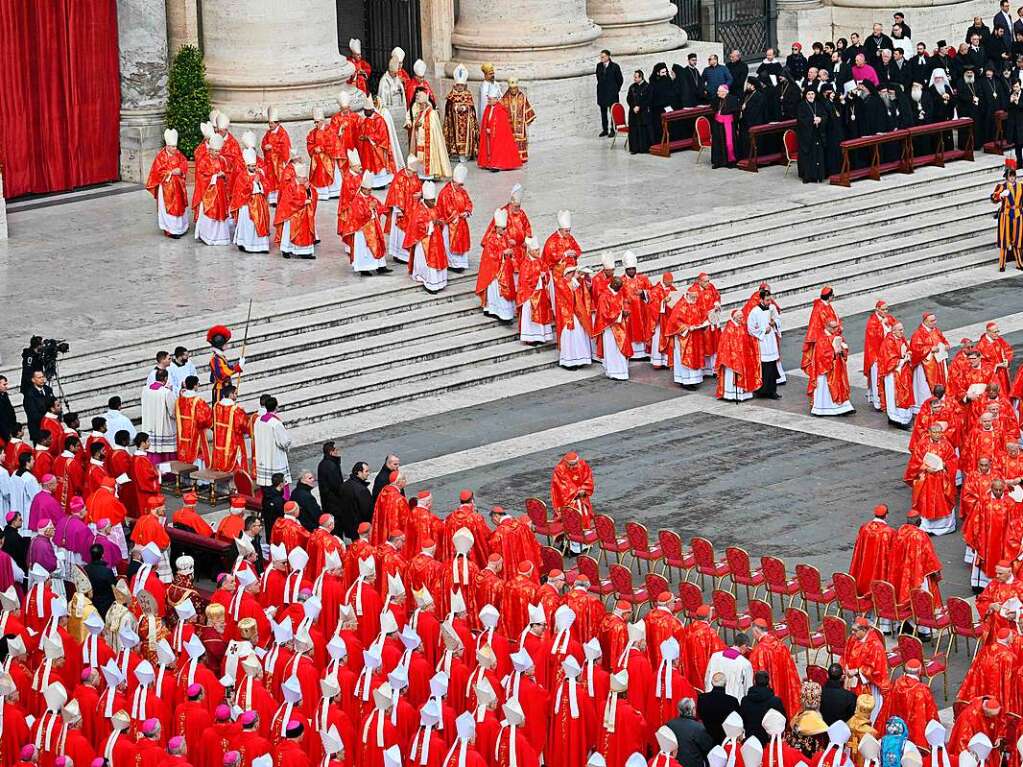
[403,202,448,271]
[848,519,894,597]
[274,181,318,248]
[801,299,840,376]
[229,170,271,235]
[889,524,943,603]
[357,113,396,175]
[807,332,851,403]
[261,125,292,195]
[146,148,189,216]
[876,334,914,411]
[478,102,523,170]
[437,181,473,254]
[306,125,337,189]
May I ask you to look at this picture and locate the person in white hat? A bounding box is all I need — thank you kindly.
[597,670,647,765]
[346,38,371,94]
[516,237,555,345]
[543,209,582,287]
[404,180,449,292]
[276,161,318,259]
[619,251,653,360]
[383,155,423,263]
[444,64,480,162]
[475,207,517,321]
[341,175,389,275]
[408,84,453,180]
[378,56,411,156]
[146,128,190,237]
[593,276,632,380]
[665,286,708,388]
[436,163,473,271]
[307,107,338,200]
[231,146,272,253]
[553,265,594,369]
[193,131,235,246]
[357,98,402,189]
[259,105,291,205]
[406,59,437,106]
[478,88,523,172]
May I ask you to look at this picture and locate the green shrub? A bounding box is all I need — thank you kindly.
[166,45,212,159]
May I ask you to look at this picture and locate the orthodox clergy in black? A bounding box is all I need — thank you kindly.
[737,77,768,160]
[648,63,676,145]
[796,89,827,182]
[821,86,847,176]
[626,70,653,155]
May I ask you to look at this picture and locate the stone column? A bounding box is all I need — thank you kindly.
[166,0,200,56]
[775,0,830,52]
[200,0,352,125]
[117,0,170,183]
[586,0,688,55]
[446,0,603,81]
[421,0,456,71]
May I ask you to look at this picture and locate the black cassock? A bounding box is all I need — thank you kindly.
[737,86,768,160]
[848,86,886,168]
[908,90,937,155]
[1008,92,1023,163]
[648,69,676,144]
[709,93,739,168]
[796,99,827,182]
[626,81,653,154]
[822,95,846,176]
[955,79,982,147]
[777,78,801,119]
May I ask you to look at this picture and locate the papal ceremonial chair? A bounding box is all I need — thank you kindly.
[610,102,628,149]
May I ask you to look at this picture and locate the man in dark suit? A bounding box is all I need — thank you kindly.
[678,52,705,106]
[907,42,933,86]
[0,375,16,441]
[820,663,858,724]
[697,672,741,743]
[739,671,787,744]
[21,370,53,443]
[596,49,624,137]
[996,0,1016,36]
[85,543,117,617]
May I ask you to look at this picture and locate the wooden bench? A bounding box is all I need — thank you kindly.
[737,119,797,172]
[167,525,234,583]
[908,117,974,168]
[984,110,1009,155]
[649,106,713,157]
[191,469,235,505]
[829,129,912,187]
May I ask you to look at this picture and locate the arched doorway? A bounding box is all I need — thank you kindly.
[337,0,423,92]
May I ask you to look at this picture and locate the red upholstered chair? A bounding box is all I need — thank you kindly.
[821,615,848,665]
[783,129,799,176]
[725,546,764,602]
[895,634,948,698]
[804,664,829,687]
[576,555,616,603]
[594,514,631,567]
[562,506,598,553]
[748,598,789,640]
[659,530,696,583]
[910,588,952,649]
[832,571,873,618]
[610,102,628,149]
[795,564,837,621]
[540,546,569,578]
[690,537,732,590]
[761,556,801,610]
[946,597,983,657]
[785,607,826,665]
[609,564,648,615]
[694,116,711,165]
[678,580,712,621]
[713,589,753,640]
[232,469,263,511]
[525,498,562,546]
[625,522,663,574]
[870,579,912,629]
[645,572,674,610]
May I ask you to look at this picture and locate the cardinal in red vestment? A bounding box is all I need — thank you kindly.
[801,288,841,376]
[957,627,1022,715]
[478,96,523,171]
[749,622,801,717]
[862,301,896,407]
[889,511,943,607]
[977,322,1014,393]
[948,696,1007,755]
[551,452,595,523]
[260,107,291,202]
[274,164,318,258]
[874,659,938,748]
[146,130,190,237]
[848,505,894,597]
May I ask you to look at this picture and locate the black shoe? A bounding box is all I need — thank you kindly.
[599,131,609,137]
[282,253,291,259]
[377,266,393,273]
[609,130,616,137]
[314,238,322,244]
[839,408,857,416]
[237,246,247,253]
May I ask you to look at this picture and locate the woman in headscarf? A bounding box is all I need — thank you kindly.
[796,88,827,183]
[649,62,676,145]
[710,84,739,168]
[786,681,830,757]
[626,70,653,154]
[878,716,910,767]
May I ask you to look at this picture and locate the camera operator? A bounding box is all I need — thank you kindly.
[20,336,45,394]
[22,371,54,443]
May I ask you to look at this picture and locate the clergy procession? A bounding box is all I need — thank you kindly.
[147,45,534,291]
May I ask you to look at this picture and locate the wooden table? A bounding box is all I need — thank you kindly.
[737,119,798,172]
[649,106,713,157]
[167,525,234,581]
[829,129,912,187]
[191,469,235,505]
[908,117,974,167]
[163,461,199,496]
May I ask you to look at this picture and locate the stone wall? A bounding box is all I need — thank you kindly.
[0,170,7,240]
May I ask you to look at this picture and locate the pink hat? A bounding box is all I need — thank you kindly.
[41,474,55,484]
[141,718,159,735]
[224,752,241,766]
[215,704,231,722]
[55,757,68,767]
[81,667,94,682]
[19,746,35,761]
[69,497,85,513]
[187,683,202,698]
[168,736,185,751]
[4,512,16,523]
[240,710,258,727]
[92,760,106,767]
[95,518,111,529]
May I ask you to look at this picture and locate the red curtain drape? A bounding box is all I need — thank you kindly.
[0,0,121,198]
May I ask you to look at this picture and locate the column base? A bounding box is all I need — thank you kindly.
[597,22,688,55]
[0,171,8,240]
[205,62,355,124]
[120,110,166,184]
[775,4,831,49]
